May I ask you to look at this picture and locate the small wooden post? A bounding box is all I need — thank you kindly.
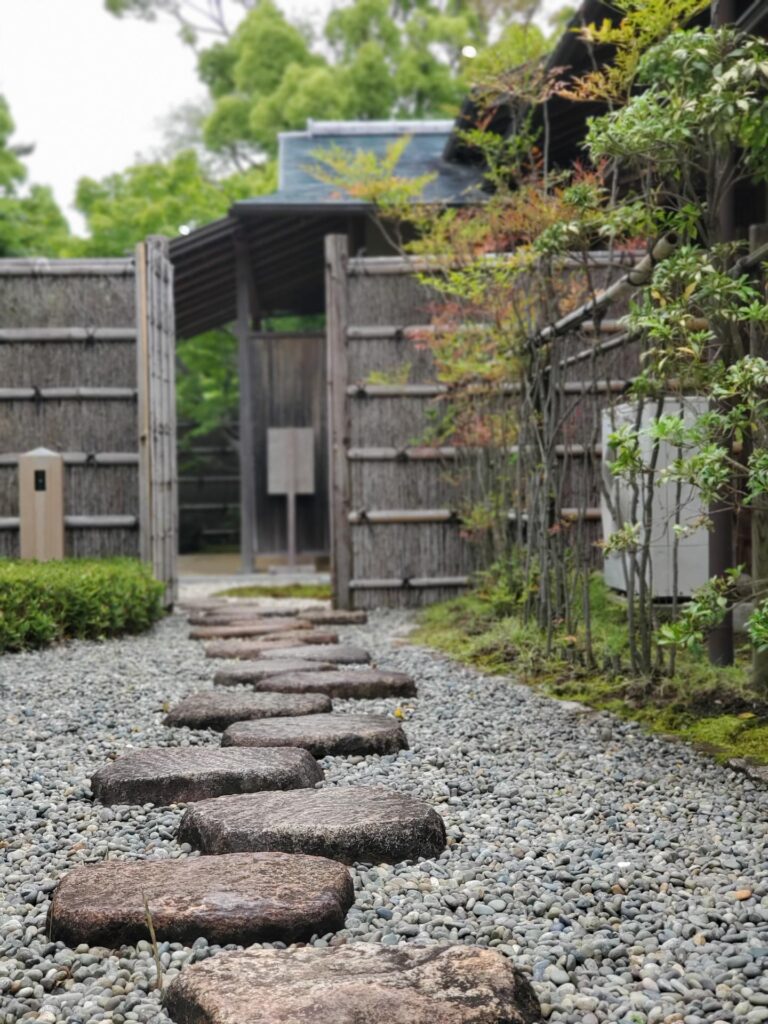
[325,234,352,609]
[235,233,257,575]
[750,223,768,694]
[135,241,152,566]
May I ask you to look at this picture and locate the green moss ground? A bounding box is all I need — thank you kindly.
[411,579,768,766]
[214,583,332,600]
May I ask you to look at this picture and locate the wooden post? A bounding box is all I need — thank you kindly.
[235,233,256,575]
[751,223,768,694]
[135,241,152,566]
[325,234,352,609]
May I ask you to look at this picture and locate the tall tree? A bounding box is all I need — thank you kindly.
[0,96,69,257]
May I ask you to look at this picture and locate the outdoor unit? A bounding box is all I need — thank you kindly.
[601,397,710,599]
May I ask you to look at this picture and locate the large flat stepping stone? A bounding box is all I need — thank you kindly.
[188,619,313,640]
[163,944,541,1024]
[178,785,446,863]
[299,609,368,626]
[237,668,417,699]
[163,691,332,731]
[221,713,408,757]
[201,630,339,652]
[49,852,353,948]
[214,659,339,685]
[91,747,322,806]
[206,641,371,663]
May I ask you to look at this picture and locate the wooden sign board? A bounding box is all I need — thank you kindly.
[267,428,315,496]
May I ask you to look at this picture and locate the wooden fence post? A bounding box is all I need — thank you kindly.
[235,233,257,575]
[325,234,352,609]
[135,241,152,566]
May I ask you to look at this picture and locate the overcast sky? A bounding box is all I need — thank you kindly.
[0,0,559,235]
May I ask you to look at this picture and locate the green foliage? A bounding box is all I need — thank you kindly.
[176,328,239,443]
[0,559,165,653]
[68,150,275,257]
[214,582,332,599]
[0,95,70,257]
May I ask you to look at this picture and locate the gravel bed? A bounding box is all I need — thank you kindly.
[1,609,767,1024]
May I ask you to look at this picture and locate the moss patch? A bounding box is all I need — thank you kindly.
[214,583,332,600]
[412,580,768,766]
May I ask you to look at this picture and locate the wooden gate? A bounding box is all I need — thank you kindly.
[136,237,178,605]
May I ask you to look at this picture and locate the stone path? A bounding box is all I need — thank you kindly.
[216,667,417,699]
[187,619,314,640]
[12,604,765,1023]
[177,785,448,864]
[90,746,322,805]
[205,640,372,663]
[163,690,332,730]
[49,852,354,947]
[221,712,408,757]
[164,945,540,1024]
[214,657,339,682]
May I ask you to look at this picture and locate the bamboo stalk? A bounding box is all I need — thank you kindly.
[0,387,137,401]
[0,328,136,343]
[349,576,470,589]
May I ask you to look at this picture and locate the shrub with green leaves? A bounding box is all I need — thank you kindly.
[0,558,165,653]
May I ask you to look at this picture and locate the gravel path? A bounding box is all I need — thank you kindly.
[1,610,766,1024]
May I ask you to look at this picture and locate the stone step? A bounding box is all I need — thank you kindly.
[91,746,322,806]
[178,785,446,864]
[163,945,541,1024]
[214,659,339,685]
[188,619,313,640]
[186,605,311,626]
[217,668,417,699]
[201,631,339,654]
[299,609,368,626]
[163,691,332,731]
[205,642,371,663]
[221,713,408,758]
[49,852,353,948]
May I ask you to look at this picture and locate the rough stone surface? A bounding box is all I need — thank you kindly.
[188,619,313,640]
[202,631,339,654]
[299,609,369,626]
[49,852,353,947]
[163,945,541,1023]
[222,713,408,757]
[236,668,417,699]
[178,785,447,864]
[214,658,338,684]
[163,690,332,730]
[206,641,371,663]
[91,746,323,805]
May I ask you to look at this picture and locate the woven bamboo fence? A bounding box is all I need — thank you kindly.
[0,241,177,603]
[325,235,643,610]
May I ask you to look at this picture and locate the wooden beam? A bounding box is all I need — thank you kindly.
[235,232,257,574]
[325,234,353,609]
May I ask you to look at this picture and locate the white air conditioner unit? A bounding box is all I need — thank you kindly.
[601,397,710,598]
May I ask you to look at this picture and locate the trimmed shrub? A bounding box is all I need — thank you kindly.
[0,558,165,653]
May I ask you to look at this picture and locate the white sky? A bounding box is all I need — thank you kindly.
[0,0,560,235]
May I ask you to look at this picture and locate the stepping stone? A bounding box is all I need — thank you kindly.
[163,944,541,1024]
[178,785,446,864]
[234,668,417,699]
[163,691,332,731]
[206,642,371,663]
[200,630,339,651]
[49,852,353,948]
[214,660,339,685]
[221,713,408,757]
[299,609,368,626]
[91,747,322,806]
[188,619,313,640]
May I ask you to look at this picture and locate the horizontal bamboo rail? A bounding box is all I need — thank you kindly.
[347,444,602,461]
[0,452,139,466]
[0,327,136,343]
[0,388,137,401]
[347,318,633,342]
[0,259,133,276]
[349,575,470,589]
[347,381,628,398]
[348,506,602,524]
[347,251,643,276]
[0,515,138,530]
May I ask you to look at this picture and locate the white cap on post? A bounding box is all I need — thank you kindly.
[19,448,65,561]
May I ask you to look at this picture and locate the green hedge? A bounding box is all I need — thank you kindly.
[0,558,165,653]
